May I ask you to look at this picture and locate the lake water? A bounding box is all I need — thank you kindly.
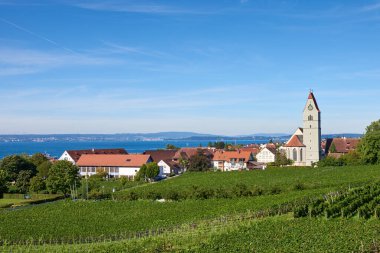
[0,139,269,158]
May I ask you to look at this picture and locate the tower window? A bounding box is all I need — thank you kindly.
[308,115,313,121]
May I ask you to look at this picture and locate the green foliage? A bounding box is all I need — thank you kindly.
[15,170,33,193]
[268,152,293,167]
[46,160,80,195]
[0,155,36,182]
[318,151,364,167]
[29,176,46,193]
[188,150,211,172]
[329,142,337,153]
[0,170,8,197]
[208,141,226,149]
[37,160,52,179]
[358,119,380,164]
[29,153,48,167]
[135,162,160,182]
[166,144,179,150]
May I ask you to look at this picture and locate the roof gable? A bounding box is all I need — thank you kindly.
[304,91,320,112]
[67,148,128,162]
[77,154,151,167]
[284,135,305,147]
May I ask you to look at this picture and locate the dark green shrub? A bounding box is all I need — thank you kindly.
[215,187,232,199]
[251,185,264,196]
[232,183,251,197]
[293,181,306,191]
[293,204,309,218]
[146,191,162,200]
[126,191,138,201]
[269,185,282,195]
[165,190,180,201]
[193,187,214,200]
[88,190,111,200]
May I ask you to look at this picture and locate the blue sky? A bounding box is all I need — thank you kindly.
[0,0,379,135]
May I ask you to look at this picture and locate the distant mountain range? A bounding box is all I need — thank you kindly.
[0,132,362,143]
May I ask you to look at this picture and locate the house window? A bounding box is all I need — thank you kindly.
[293,148,297,161]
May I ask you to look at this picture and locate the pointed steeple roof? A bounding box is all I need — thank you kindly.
[306,91,320,112]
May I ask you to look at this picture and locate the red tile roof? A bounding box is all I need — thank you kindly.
[328,138,360,154]
[77,154,151,167]
[143,150,176,162]
[240,147,260,155]
[173,148,213,160]
[307,91,320,112]
[284,135,305,147]
[212,150,253,162]
[67,148,128,162]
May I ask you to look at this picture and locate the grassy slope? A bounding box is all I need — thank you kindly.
[115,165,380,198]
[1,165,380,247]
[4,215,380,253]
[0,188,326,242]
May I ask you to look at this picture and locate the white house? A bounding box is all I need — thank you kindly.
[76,154,152,179]
[59,148,128,165]
[256,147,276,163]
[212,150,254,171]
[157,159,181,176]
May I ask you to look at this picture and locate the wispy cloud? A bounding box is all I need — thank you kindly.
[361,1,380,12]
[66,0,212,15]
[0,47,122,76]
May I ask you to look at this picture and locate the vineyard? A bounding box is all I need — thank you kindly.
[294,182,380,219]
[114,164,380,201]
[1,164,380,252]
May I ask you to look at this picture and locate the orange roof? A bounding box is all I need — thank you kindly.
[284,135,305,147]
[77,154,151,167]
[212,150,253,162]
[240,147,260,155]
[306,91,320,112]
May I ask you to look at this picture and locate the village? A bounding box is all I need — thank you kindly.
[57,91,361,180]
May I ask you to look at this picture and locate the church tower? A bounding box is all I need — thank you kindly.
[303,91,321,165]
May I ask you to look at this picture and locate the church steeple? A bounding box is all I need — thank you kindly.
[303,90,321,166]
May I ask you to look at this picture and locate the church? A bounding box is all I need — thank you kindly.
[283,91,322,166]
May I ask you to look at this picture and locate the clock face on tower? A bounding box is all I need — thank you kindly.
[308,104,313,111]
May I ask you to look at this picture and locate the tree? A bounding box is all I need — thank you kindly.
[329,142,337,153]
[0,155,36,182]
[15,170,33,193]
[0,170,8,197]
[166,144,179,150]
[135,163,160,182]
[37,160,52,179]
[46,160,81,195]
[146,162,160,180]
[29,176,46,193]
[358,119,380,164]
[268,152,293,167]
[29,153,48,167]
[188,150,211,172]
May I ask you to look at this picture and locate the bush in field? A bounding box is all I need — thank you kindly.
[0,170,8,197]
[269,185,282,195]
[215,187,232,199]
[232,183,251,197]
[146,191,162,200]
[293,181,306,191]
[165,190,180,201]
[46,160,81,195]
[293,204,309,218]
[88,189,111,200]
[125,191,138,201]
[192,187,215,200]
[251,185,264,196]
[29,176,46,193]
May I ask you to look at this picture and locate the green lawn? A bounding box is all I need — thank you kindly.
[0,199,25,207]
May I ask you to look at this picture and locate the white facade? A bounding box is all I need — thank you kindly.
[286,146,306,166]
[59,151,76,164]
[212,160,246,171]
[256,148,276,163]
[303,94,322,166]
[157,160,171,176]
